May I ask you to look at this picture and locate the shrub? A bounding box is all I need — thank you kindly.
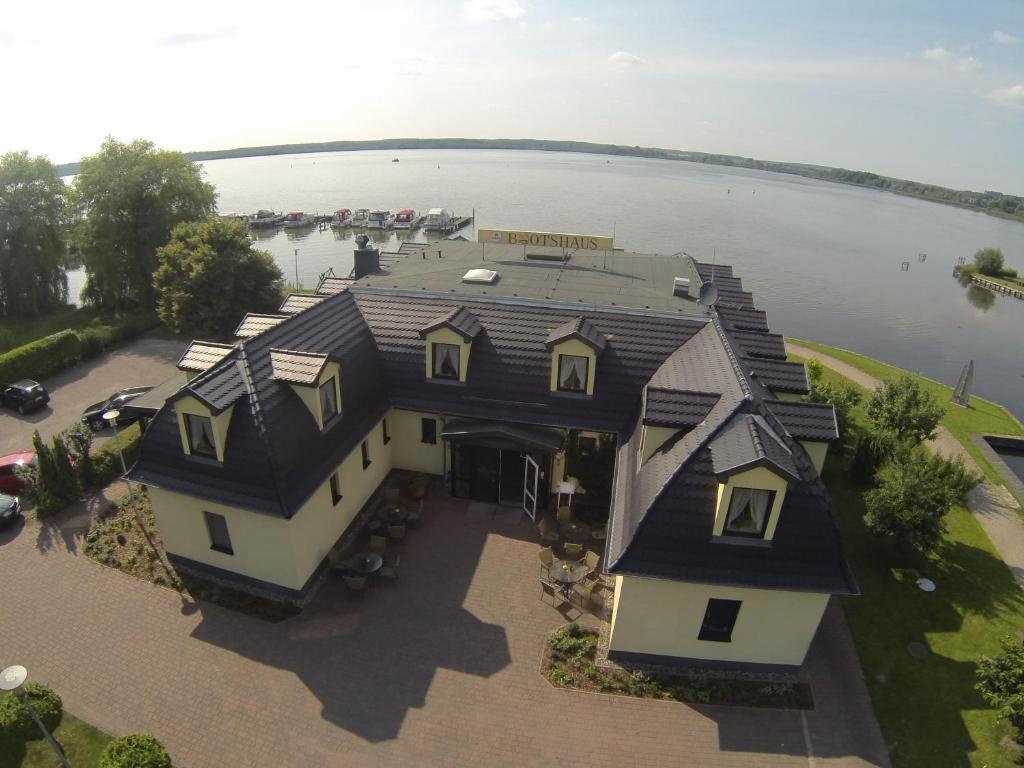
[0,683,63,740]
[851,431,893,485]
[99,733,172,768]
[90,423,143,488]
[973,247,1005,277]
[865,375,943,444]
[548,668,574,687]
[0,329,80,383]
[977,636,1024,742]
[806,359,862,447]
[60,421,96,487]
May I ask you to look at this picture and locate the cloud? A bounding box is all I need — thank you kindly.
[608,51,648,68]
[462,0,525,23]
[921,47,982,73]
[158,29,233,46]
[989,84,1024,109]
[993,30,1021,45]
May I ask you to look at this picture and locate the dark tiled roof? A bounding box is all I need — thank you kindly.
[716,305,769,332]
[544,316,608,352]
[279,293,326,314]
[643,389,720,428]
[234,314,288,339]
[418,306,482,341]
[269,349,329,385]
[177,358,249,414]
[740,356,810,394]
[765,400,840,442]
[176,341,235,373]
[731,330,787,360]
[709,413,800,482]
[316,277,354,296]
[353,292,705,434]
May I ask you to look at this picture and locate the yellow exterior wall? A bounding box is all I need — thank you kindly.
[713,466,789,540]
[424,328,471,381]
[291,361,341,428]
[549,338,597,395]
[800,440,829,476]
[640,425,679,463]
[607,575,829,666]
[389,408,446,475]
[173,395,235,462]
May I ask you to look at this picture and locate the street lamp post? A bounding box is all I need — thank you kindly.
[294,248,299,289]
[0,666,71,768]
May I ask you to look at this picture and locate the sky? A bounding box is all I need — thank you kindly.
[1,0,1022,193]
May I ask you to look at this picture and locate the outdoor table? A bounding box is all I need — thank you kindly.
[347,552,383,576]
[548,559,589,595]
[380,505,408,525]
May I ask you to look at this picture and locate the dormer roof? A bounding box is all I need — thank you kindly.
[418,306,482,341]
[765,400,840,442]
[234,313,288,339]
[709,413,800,482]
[544,316,607,352]
[177,341,235,374]
[316,276,355,296]
[269,349,332,385]
[643,388,720,429]
[279,293,326,315]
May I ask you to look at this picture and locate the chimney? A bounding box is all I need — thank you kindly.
[353,234,380,279]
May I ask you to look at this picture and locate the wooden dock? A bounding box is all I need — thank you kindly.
[973,275,1024,301]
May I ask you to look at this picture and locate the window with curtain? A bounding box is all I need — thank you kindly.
[558,354,589,392]
[724,487,775,537]
[185,414,217,458]
[432,343,460,379]
[319,377,339,423]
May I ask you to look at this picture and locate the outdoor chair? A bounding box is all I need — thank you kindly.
[540,577,563,608]
[563,542,583,561]
[343,574,368,592]
[388,524,407,541]
[369,535,388,555]
[538,517,560,544]
[557,505,573,527]
[379,554,401,582]
[538,547,554,577]
[572,578,597,609]
[584,550,600,575]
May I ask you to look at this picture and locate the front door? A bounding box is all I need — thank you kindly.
[523,454,540,520]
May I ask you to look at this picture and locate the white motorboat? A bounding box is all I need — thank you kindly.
[329,208,352,229]
[392,209,420,230]
[367,210,394,229]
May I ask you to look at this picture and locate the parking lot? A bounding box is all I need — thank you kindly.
[0,337,184,456]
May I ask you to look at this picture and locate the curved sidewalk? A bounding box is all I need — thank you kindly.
[787,342,1024,589]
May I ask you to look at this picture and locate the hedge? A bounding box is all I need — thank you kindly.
[99,733,171,768]
[0,683,63,740]
[91,422,144,488]
[0,312,159,384]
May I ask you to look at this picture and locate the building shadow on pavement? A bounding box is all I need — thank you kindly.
[187,494,516,742]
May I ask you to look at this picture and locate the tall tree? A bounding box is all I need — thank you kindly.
[73,138,216,309]
[154,217,284,339]
[973,247,1005,277]
[0,151,68,317]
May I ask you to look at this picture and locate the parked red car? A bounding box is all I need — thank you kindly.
[0,451,35,494]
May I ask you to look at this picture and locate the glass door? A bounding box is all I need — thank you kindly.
[523,454,539,520]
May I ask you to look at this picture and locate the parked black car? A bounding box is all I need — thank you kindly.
[0,492,21,530]
[81,387,153,431]
[0,380,50,414]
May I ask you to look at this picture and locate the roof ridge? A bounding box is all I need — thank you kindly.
[712,317,752,400]
[745,414,766,459]
[268,347,328,358]
[237,345,289,517]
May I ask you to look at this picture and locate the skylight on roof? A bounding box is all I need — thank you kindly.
[462,268,499,285]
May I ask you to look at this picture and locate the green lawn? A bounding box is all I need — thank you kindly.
[0,708,110,768]
[804,373,1024,766]
[789,338,1024,485]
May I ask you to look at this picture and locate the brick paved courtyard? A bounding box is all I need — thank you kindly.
[0,485,888,767]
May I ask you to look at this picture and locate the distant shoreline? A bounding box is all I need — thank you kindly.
[56,137,1024,224]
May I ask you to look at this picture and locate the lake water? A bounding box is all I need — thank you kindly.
[66,149,1024,418]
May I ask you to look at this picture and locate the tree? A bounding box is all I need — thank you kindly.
[973,247,1005,277]
[73,138,216,309]
[865,375,943,444]
[864,447,979,552]
[805,359,861,445]
[977,635,1024,741]
[26,429,81,516]
[154,217,284,338]
[0,151,68,317]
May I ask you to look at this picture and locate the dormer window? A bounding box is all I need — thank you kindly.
[557,355,589,393]
[432,343,461,379]
[185,414,217,458]
[723,488,775,537]
[319,376,339,423]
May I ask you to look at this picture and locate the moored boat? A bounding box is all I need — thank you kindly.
[248,209,285,228]
[392,209,420,230]
[367,210,394,229]
[329,208,352,228]
[351,208,370,227]
[423,207,454,232]
[283,211,315,229]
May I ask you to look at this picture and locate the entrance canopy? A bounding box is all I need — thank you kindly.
[441,419,564,452]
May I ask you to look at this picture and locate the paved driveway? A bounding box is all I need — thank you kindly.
[0,487,889,768]
[0,337,183,455]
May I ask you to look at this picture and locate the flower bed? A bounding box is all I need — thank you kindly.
[542,624,813,709]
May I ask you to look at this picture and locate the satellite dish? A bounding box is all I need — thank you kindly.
[699,281,719,306]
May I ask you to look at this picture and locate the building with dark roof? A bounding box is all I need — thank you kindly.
[132,237,854,671]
